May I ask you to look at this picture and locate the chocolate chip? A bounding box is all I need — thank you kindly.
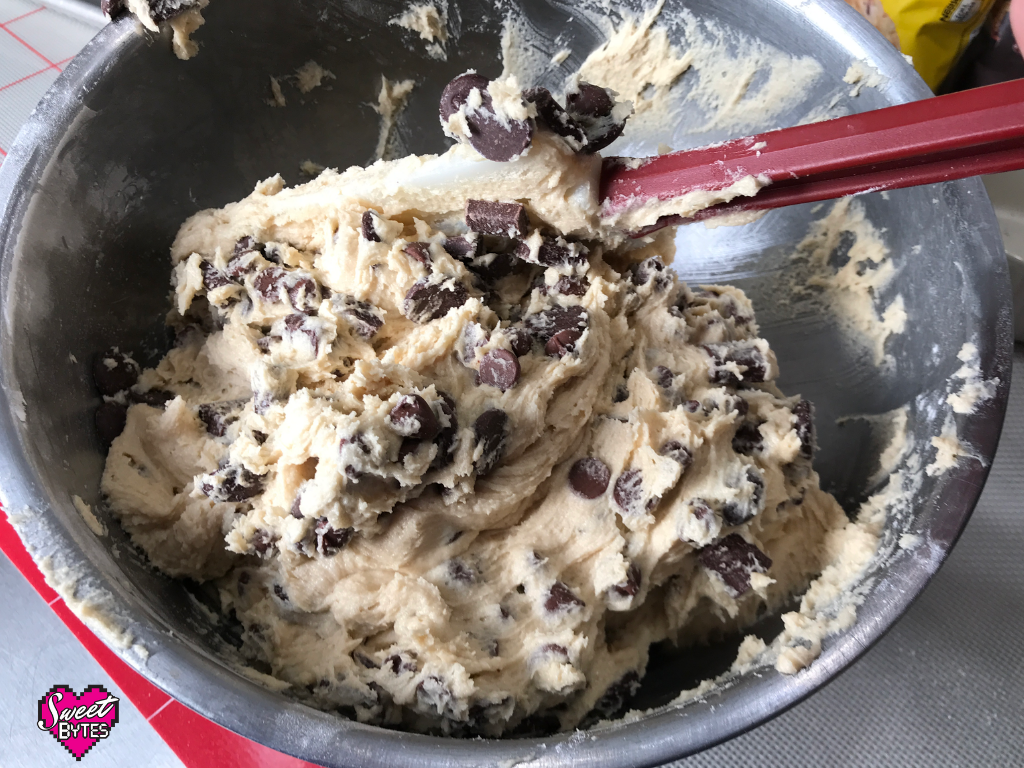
[284,273,321,315]
[100,0,125,18]
[354,652,378,669]
[465,251,518,283]
[416,675,455,717]
[273,583,289,601]
[689,498,714,521]
[388,394,440,440]
[568,457,610,499]
[386,653,418,675]
[466,200,529,237]
[732,397,749,417]
[592,671,641,717]
[565,81,628,153]
[545,328,583,358]
[282,313,322,356]
[199,464,265,503]
[252,430,268,445]
[397,438,420,462]
[793,399,814,458]
[403,241,432,265]
[442,235,480,260]
[613,385,629,403]
[432,392,459,469]
[553,276,589,296]
[660,440,693,470]
[197,400,244,437]
[403,277,469,323]
[226,251,260,281]
[524,305,588,343]
[201,260,231,290]
[478,349,520,391]
[457,322,489,366]
[148,0,202,22]
[473,408,507,477]
[335,295,384,339]
[722,467,766,526]
[128,388,175,407]
[544,581,584,612]
[95,402,127,444]
[703,342,770,386]
[653,365,674,388]
[684,400,701,413]
[614,469,644,516]
[448,560,475,583]
[698,533,772,597]
[439,73,533,162]
[512,236,587,268]
[234,235,265,257]
[732,422,764,456]
[93,347,140,396]
[631,256,669,290]
[506,327,533,357]
[361,210,383,242]
[290,496,303,519]
[523,86,587,147]
[611,563,641,598]
[315,517,354,555]
[253,267,286,302]
[251,528,275,556]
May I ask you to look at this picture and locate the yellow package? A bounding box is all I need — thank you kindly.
[845,0,998,89]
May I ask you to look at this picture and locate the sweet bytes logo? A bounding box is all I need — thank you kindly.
[37,684,119,760]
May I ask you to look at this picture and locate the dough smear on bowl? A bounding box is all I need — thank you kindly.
[98,74,852,736]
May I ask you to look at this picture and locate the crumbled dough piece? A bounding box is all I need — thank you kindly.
[390,2,449,60]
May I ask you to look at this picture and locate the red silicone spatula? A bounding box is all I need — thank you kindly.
[599,77,1024,235]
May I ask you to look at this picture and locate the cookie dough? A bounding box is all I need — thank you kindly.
[99,74,849,735]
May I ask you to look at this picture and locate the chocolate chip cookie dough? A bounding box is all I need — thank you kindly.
[98,74,849,735]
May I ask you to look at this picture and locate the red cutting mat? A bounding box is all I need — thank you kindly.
[0,504,319,768]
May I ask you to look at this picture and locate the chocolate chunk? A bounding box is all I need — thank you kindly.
[315,517,354,555]
[457,322,489,365]
[448,560,475,583]
[478,349,521,391]
[197,401,244,437]
[502,327,531,358]
[592,671,641,717]
[732,422,764,456]
[416,675,455,717]
[226,250,260,281]
[732,397,749,417]
[613,385,629,403]
[361,210,383,242]
[568,457,610,499]
[335,295,384,339]
[201,260,231,290]
[465,251,518,283]
[466,200,529,237]
[282,313,322,356]
[148,0,202,23]
[397,437,420,463]
[100,0,125,18]
[273,583,289,601]
[545,328,583,358]
[513,236,587,268]
[442,235,480,260]
[94,402,127,444]
[93,347,140,396]
[553,276,589,296]
[290,496,303,519]
[252,430,268,445]
[251,528,275,556]
[402,277,469,323]
[253,267,286,302]
[128,388,175,407]
[565,81,628,153]
[613,469,644,516]
[544,581,584,612]
[199,464,265,503]
[234,236,265,257]
[523,86,587,147]
[722,467,766,526]
[698,533,772,597]
[631,255,670,290]
[432,393,459,469]
[388,394,440,441]
[653,365,674,388]
[611,563,641,598]
[703,342,770,386]
[660,440,693,470]
[403,241,432,265]
[524,305,587,343]
[473,408,508,477]
[284,273,321,315]
[684,399,701,413]
[793,399,814,458]
[439,73,533,162]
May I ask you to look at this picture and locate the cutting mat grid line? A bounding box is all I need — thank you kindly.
[0,0,98,161]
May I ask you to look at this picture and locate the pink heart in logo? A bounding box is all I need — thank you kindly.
[37,684,120,759]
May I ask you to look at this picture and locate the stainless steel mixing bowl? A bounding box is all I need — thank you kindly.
[0,1,1013,765]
